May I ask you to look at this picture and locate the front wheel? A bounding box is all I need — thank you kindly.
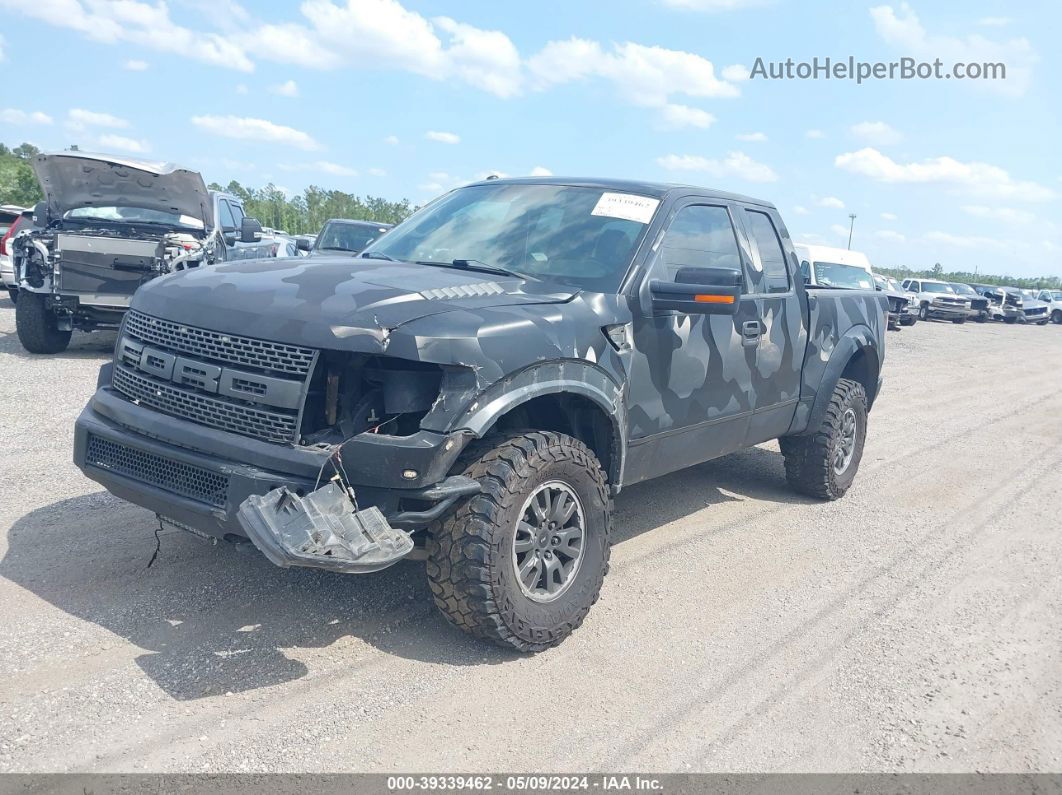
[952,316,966,324]
[15,291,71,354]
[426,431,611,652]
[780,378,868,501]
[919,303,929,321]
[1052,310,1062,325]
[1004,316,1018,324]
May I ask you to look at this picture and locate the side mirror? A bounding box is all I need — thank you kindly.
[31,201,49,228]
[240,216,263,244]
[649,266,742,315]
[295,236,312,252]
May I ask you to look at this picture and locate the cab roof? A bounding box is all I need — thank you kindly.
[463,176,775,208]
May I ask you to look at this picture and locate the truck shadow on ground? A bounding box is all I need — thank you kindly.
[0,327,117,360]
[1,445,810,700]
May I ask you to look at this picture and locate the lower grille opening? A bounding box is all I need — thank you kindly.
[85,434,229,508]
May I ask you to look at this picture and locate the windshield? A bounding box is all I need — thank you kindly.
[66,206,203,229]
[364,184,655,291]
[1047,291,1062,300]
[922,282,954,294]
[950,283,976,295]
[813,261,873,290]
[314,222,388,253]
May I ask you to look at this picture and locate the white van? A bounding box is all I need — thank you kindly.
[794,244,875,290]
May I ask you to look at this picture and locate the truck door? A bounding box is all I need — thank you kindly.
[735,206,806,445]
[624,201,758,484]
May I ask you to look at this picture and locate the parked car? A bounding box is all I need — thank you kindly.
[969,283,1023,323]
[872,274,911,330]
[901,278,970,323]
[1035,289,1062,324]
[73,177,887,651]
[1,205,29,301]
[794,244,875,290]
[1014,288,1050,325]
[948,282,990,322]
[309,219,393,257]
[11,152,272,354]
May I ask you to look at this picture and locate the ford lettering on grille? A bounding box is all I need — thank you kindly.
[112,315,317,444]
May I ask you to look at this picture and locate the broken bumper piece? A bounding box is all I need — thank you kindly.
[237,482,414,574]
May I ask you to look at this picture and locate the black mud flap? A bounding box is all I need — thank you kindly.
[237,482,413,574]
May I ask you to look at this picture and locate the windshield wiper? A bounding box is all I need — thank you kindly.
[361,250,396,261]
[416,259,532,280]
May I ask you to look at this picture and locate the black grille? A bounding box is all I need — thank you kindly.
[85,434,229,508]
[113,365,299,443]
[124,310,315,376]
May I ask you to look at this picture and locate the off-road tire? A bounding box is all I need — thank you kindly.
[952,316,966,324]
[900,315,916,327]
[426,431,612,652]
[779,378,867,501]
[15,291,71,354]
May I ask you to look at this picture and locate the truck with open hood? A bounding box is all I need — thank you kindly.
[73,177,887,651]
[11,152,272,353]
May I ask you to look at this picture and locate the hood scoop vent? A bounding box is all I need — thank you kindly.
[420,282,506,301]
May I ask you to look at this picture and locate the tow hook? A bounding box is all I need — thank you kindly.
[237,482,414,574]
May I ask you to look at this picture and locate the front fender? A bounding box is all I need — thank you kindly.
[789,323,881,436]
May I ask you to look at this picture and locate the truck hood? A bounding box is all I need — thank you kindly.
[132,256,578,350]
[33,152,212,227]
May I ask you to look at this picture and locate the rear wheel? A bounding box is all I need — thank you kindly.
[15,291,71,354]
[780,378,867,501]
[952,316,966,324]
[1004,316,1018,325]
[1052,310,1062,325]
[426,431,611,652]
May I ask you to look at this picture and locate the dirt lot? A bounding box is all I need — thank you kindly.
[1,300,1060,773]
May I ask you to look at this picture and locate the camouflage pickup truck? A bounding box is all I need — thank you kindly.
[74,177,887,651]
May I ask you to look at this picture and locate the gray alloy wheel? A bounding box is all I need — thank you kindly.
[834,408,858,475]
[512,480,586,603]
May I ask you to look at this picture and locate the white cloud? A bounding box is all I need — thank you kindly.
[657,151,778,182]
[5,0,253,71]
[736,131,767,142]
[658,104,716,130]
[527,39,740,114]
[793,206,809,215]
[384,135,400,145]
[978,17,1012,27]
[312,160,357,176]
[659,0,768,10]
[961,205,1036,224]
[815,196,845,209]
[870,3,1037,96]
[0,108,53,125]
[124,59,149,71]
[830,224,849,238]
[433,16,522,97]
[236,83,249,95]
[269,79,299,97]
[805,129,825,139]
[850,120,902,145]
[0,32,5,62]
[68,108,130,130]
[881,212,898,221]
[367,167,387,177]
[530,166,553,176]
[924,230,1007,249]
[875,229,906,242]
[96,134,150,154]
[835,147,1056,201]
[721,64,750,81]
[191,115,322,150]
[425,130,460,144]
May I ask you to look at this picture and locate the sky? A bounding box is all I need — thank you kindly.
[0,0,1058,277]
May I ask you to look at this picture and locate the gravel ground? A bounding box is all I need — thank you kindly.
[1,299,1060,773]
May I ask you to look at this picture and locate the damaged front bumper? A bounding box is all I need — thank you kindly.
[74,382,480,573]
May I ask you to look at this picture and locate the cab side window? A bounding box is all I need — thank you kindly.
[218,200,236,231]
[744,210,790,294]
[659,205,742,285]
[229,202,245,227]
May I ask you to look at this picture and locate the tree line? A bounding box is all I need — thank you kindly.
[1,140,1058,287]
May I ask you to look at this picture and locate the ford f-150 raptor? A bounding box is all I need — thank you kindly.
[11,152,273,354]
[73,178,887,651]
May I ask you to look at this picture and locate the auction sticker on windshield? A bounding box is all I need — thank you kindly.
[591,192,660,224]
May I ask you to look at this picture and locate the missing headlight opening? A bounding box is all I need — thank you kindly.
[301,353,446,444]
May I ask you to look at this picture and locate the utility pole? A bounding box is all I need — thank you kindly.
[847,213,857,249]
